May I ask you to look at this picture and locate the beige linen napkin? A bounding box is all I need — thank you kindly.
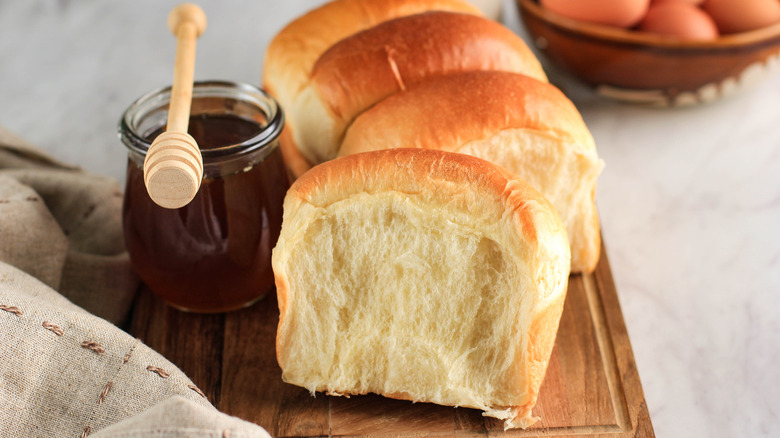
[0,127,136,325]
[0,126,270,437]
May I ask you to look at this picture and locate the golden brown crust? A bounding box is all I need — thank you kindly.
[311,12,547,130]
[340,71,593,156]
[274,264,290,366]
[287,149,552,243]
[515,279,568,427]
[263,0,482,176]
[579,197,602,273]
[279,126,314,179]
[262,0,481,102]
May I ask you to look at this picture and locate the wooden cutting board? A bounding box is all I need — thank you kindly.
[131,242,654,437]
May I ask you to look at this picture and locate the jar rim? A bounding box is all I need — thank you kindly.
[119,80,284,159]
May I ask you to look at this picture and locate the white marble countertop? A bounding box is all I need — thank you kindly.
[1,1,778,437]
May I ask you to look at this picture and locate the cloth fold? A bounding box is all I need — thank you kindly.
[92,396,267,438]
[0,126,270,437]
[0,126,137,324]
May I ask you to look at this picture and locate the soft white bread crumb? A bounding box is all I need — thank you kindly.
[272,149,570,429]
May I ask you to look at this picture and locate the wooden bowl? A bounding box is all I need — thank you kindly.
[517,0,780,105]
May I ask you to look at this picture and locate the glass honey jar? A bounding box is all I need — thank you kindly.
[119,81,288,313]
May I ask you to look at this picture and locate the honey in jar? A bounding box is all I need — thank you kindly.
[119,81,288,312]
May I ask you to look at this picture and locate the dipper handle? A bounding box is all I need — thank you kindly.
[143,3,207,209]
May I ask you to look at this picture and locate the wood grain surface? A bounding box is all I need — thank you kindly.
[131,243,654,437]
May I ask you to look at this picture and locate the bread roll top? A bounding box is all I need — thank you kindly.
[312,11,548,126]
[339,71,593,156]
[263,0,482,177]
[262,0,481,112]
[287,11,546,166]
[283,149,558,243]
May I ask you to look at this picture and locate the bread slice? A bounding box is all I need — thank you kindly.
[339,72,603,273]
[272,149,570,429]
[262,0,483,177]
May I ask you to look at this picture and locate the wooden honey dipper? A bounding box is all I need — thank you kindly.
[143,4,207,209]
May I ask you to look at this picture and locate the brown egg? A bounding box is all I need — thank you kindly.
[639,2,719,40]
[703,0,780,34]
[651,0,704,5]
[540,0,651,28]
